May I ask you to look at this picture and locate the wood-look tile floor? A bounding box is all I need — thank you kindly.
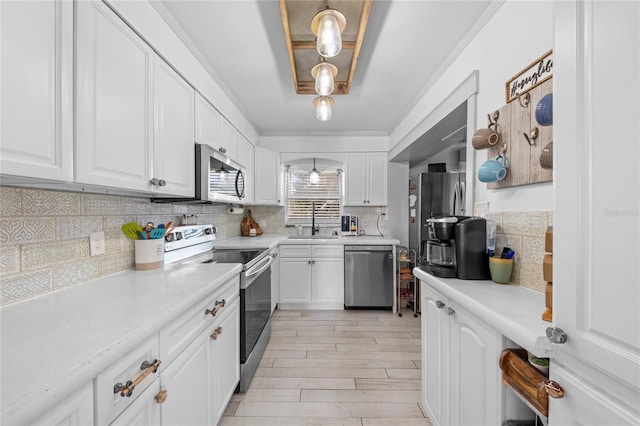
[220,308,431,426]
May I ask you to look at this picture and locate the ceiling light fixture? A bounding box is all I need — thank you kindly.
[310,158,320,184]
[311,7,346,58]
[311,58,338,96]
[313,96,334,121]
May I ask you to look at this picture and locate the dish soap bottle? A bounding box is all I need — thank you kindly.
[297,225,304,236]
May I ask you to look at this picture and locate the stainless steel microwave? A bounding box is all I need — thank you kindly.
[153,143,245,204]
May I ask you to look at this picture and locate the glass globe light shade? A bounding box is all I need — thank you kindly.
[311,61,337,96]
[311,8,346,58]
[313,96,333,121]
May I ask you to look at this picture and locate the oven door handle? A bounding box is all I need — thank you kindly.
[245,254,274,278]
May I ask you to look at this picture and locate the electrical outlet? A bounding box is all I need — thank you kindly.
[90,231,105,256]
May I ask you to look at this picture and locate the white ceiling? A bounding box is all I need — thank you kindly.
[156,0,495,137]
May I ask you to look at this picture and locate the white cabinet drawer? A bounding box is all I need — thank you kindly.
[279,245,312,258]
[95,335,160,425]
[312,245,343,258]
[33,381,94,426]
[159,275,239,366]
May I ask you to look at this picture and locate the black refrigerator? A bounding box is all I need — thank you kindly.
[408,171,466,264]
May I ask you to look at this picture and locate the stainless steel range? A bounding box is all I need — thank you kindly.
[163,225,273,393]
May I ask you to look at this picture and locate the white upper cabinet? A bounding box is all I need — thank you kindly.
[75,0,194,197]
[194,93,221,149]
[218,118,238,162]
[344,153,388,206]
[254,146,281,205]
[152,59,195,197]
[75,0,153,192]
[236,135,254,204]
[553,0,640,420]
[0,0,73,182]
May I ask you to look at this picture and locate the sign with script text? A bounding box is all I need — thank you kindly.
[505,50,553,103]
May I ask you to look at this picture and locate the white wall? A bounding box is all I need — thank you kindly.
[391,0,554,213]
[259,135,389,153]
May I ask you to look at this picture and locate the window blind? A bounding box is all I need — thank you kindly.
[285,169,342,225]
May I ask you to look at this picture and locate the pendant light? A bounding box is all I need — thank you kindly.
[313,96,333,121]
[311,7,346,58]
[310,158,320,184]
[311,58,338,96]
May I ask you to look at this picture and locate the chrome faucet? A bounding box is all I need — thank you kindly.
[311,201,317,235]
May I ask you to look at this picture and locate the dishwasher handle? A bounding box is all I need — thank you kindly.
[344,245,393,252]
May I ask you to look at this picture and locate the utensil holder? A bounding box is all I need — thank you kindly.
[134,239,164,270]
[489,256,513,284]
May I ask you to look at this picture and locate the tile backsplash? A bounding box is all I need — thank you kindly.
[0,187,243,306]
[476,204,553,293]
[0,187,389,307]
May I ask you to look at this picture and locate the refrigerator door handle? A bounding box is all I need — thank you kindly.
[459,180,466,215]
[452,180,459,215]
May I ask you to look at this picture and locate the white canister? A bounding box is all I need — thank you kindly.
[134,239,164,270]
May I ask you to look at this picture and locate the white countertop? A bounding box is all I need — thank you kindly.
[0,262,242,425]
[216,234,400,249]
[414,267,553,358]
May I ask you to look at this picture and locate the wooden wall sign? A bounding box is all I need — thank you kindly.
[505,50,553,103]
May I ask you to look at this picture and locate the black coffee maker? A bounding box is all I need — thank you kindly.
[423,216,490,280]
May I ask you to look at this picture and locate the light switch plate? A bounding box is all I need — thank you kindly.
[89,231,105,256]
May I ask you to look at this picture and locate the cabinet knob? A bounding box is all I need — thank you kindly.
[546,327,568,344]
[210,326,223,340]
[150,178,167,187]
[544,380,565,399]
[435,300,445,309]
[155,389,168,404]
[219,147,227,154]
[445,307,455,316]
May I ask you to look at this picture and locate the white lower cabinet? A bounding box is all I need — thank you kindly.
[279,245,344,309]
[210,297,240,423]
[110,379,161,426]
[33,382,94,426]
[421,283,502,426]
[96,277,240,426]
[270,249,280,312]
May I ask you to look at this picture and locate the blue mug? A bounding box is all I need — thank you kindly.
[478,154,508,183]
[535,93,553,126]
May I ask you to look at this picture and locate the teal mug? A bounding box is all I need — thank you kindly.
[478,154,508,183]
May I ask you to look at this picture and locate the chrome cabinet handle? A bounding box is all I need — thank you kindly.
[445,307,455,316]
[219,147,227,154]
[435,300,445,309]
[546,327,568,344]
[150,178,166,187]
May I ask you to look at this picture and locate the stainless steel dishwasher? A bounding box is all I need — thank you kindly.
[344,245,394,308]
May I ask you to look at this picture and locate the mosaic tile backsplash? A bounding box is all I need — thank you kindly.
[0,187,243,306]
[0,187,388,306]
[475,203,553,293]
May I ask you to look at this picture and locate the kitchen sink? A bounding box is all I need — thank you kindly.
[287,235,339,240]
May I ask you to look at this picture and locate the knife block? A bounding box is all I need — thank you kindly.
[542,227,553,322]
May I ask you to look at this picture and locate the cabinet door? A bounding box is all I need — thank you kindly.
[448,302,501,426]
[254,146,281,205]
[344,153,367,206]
[1,0,73,181]
[33,382,93,426]
[110,379,161,426]
[194,93,220,148]
[549,364,640,426]
[279,258,312,303]
[554,0,640,401]
[236,135,255,204]
[76,0,153,192]
[367,153,388,205]
[421,283,449,426]
[311,257,344,305]
[210,298,240,424]
[153,59,195,197]
[218,118,238,161]
[159,330,210,426]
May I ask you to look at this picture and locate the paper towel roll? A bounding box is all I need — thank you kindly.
[227,207,244,215]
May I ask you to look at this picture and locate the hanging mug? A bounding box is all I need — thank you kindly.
[535,93,553,126]
[478,154,508,183]
[472,127,501,150]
